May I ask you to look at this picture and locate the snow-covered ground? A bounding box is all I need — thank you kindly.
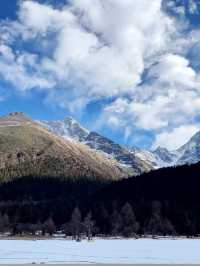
[0,238,200,264]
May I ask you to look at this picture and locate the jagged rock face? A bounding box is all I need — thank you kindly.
[85,132,125,156]
[153,147,176,164]
[0,113,128,182]
[85,132,152,175]
[42,119,153,175]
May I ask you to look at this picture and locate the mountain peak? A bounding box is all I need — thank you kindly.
[8,111,24,116]
[154,146,171,154]
[64,116,76,123]
[64,116,89,133]
[153,146,175,164]
[0,112,32,125]
[190,130,200,141]
[7,112,29,119]
[41,116,89,142]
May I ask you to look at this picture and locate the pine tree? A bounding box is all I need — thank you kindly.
[0,212,10,232]
[83,212,94,240]
[182,212,195,236]
[120,203,140,238]
[2,213,10,231]
[162,217,176,236]
[2,213,9,227]
[144,201,164,236]
[109,208,122,236]
[44,217,56,236]
[0,213,3,232]
[98,206,109,235]
[69,207,82,240]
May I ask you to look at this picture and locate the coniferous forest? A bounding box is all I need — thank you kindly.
[0,162,200,238]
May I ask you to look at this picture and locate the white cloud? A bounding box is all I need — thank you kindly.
[153,125,200,150]
[99,53,200,148]
[149,54,196,88]
[0,0,174,100]
[0,44,15,61]
[0,44,55,91]
[134,54,200,130]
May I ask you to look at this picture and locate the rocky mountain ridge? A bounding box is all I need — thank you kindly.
[40,118,152,175]
[41,116,200,170]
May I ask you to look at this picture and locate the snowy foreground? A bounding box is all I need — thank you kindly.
[0,238,200,264]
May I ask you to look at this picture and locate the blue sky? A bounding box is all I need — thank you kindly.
[0,0,200,150]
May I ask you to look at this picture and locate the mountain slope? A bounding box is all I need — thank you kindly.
[85,132,151,175]
[0,112,127,181]
[41,119,152,175]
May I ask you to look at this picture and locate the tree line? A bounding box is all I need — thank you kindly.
[0,203,143,239]
[0,162,200,237]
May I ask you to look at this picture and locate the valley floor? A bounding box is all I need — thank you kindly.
[0,238,200,264]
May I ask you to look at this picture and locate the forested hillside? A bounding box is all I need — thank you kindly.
[0,162,199,237]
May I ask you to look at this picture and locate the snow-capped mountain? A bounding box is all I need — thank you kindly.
[41,116,200,171]
[176,131,200,165]
[148,132,200,168]
[41,118,152,175]
[40,117,89,142]
[140,132,200,168]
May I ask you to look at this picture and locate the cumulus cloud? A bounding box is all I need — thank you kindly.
[148,54,197,88]
[99,53,200,148]
[0,44,55,91]
[0,0,174,98]
[0,0,200,149]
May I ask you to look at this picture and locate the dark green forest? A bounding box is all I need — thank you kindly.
[0,162,200,238]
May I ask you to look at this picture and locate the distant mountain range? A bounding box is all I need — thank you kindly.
[0,112,199,183]
[41,116,200,170]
